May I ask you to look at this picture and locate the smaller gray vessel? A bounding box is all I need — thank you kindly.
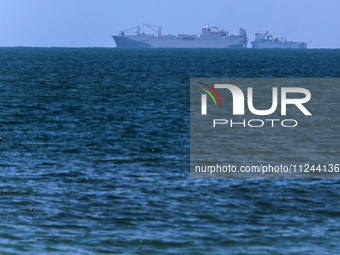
[251,29,307,49]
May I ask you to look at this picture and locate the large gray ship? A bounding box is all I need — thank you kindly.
[112,24,248,48]
[251,29,307,48]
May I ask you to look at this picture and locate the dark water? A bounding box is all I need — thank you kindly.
[0,48,339,254]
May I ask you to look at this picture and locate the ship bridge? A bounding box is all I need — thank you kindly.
[201,25,228,37]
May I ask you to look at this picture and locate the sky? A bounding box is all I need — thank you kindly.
[0,0,339,48]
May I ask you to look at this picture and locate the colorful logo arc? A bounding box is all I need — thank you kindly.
[199,82,223,106]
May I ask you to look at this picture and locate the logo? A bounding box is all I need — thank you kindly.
[199,82,223,115]
[197,82,312,128]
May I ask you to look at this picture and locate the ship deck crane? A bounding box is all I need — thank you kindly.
[119,26,140,36]
[143,23,162,36]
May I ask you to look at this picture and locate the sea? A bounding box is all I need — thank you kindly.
[0,48,339,254]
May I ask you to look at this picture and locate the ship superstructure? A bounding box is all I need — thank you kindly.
[251,29,307,48]
[112,24,248,48]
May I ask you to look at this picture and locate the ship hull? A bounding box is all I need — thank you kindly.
[113,35,247,48]
[251,41,307,49]
[112,36,152,48]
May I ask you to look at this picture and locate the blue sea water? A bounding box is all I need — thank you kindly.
[0,48,339,254]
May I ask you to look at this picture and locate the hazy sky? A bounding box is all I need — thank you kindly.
[0,0,339,48]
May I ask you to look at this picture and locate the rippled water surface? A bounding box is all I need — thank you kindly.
[0,48,339,254]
